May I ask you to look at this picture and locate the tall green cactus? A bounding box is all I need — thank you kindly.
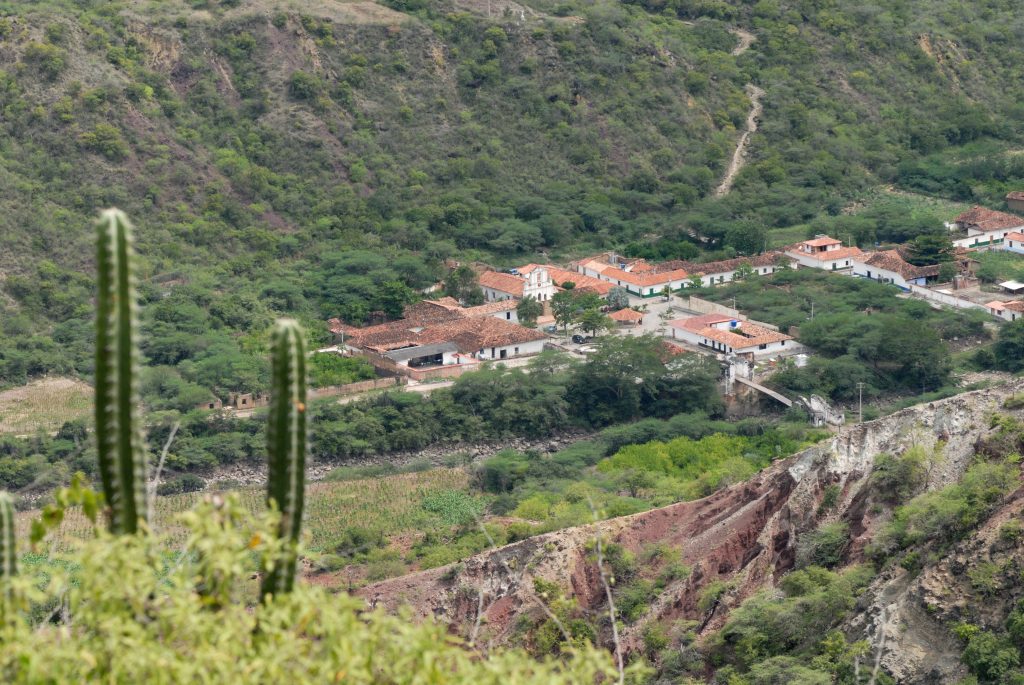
[94,209,148,534]
[0,492,15,581]
[262,319,308,598]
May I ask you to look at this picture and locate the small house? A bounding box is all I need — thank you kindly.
[784,235,862,271]
[1000,231,1024,255]
[851,250,940,291]
[668,314,796,358]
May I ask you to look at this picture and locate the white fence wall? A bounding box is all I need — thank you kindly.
[906,285,987,311]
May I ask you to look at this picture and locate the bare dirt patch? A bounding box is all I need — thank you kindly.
[0,377,92,435]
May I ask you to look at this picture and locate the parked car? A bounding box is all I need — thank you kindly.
[571,334,593,344]
[543,324,558,333]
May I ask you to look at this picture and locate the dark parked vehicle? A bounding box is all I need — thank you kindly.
[571,334,593,344]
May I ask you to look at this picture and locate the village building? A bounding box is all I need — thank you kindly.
[851,250,941,291]
[517,264,615,297]
[478,268,555,303]
[950,206,1024,249]
[572,252,690,297]
[784,236,863,271]
[985,300,1024,322]
[1008,192,1024,214]
[999,231,1024,255]
[668,313,795,359]
[609,308,644,327]
[999,281,1024,295]
[675,253,791,286]
[332,314,547,380]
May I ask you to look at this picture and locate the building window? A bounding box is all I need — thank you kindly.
[514,347,519,354]
[759,344,767,350]
[500,349,507,359]
[506,312,511,320]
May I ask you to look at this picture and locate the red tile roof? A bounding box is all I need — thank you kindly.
[478,271,526,297]
[856,250,940,280]
[955,206,1024,232]
[987,300,1024,313]
[1008,192,1024,201]
[609,308,643,322]
[403,298,466,324]
[787,245,863,261]
[462,300,518,316]
[669,252,785,276]
[668,313,734,329]
[803,236,843,248]
[1005,232,1024,242]
[598,265,689,287]
[518,264,615,295]
[342,314,545,354]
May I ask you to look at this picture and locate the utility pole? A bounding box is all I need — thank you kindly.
[730,296,737,312]
[857,382,864,423]
[809,301,814,319]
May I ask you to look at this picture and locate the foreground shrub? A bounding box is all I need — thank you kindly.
[0,496,623,684]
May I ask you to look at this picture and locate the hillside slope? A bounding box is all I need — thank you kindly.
[2,0,1024,391]
[360,380,1024,682]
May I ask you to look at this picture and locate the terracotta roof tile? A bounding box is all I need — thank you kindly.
[609,308,643,322]
[856,250,939,280]
[786,245,863,261]
[668,313,734,329]
[478,271,526,297]
[803,237,843,248]
[519,264,615,295]
[598,265,689,287]
[1005,232,1024,242]
[670,252,785,276]
[462,300,518,316]
[1007,192,1024,201]
[955,206,1024,232]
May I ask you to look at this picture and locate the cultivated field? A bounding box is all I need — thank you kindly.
[17,467,474,554]
[0,378,92,435]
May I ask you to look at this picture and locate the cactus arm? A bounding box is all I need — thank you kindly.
[262,319,307,597]
[94,209,148,534]
[0,492,15,580]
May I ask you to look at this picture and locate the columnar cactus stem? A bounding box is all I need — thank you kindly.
[0,492,15,581]
[95,209,148,534]
[262,319,308,598]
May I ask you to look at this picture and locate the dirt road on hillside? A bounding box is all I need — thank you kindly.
[714,29,763,198]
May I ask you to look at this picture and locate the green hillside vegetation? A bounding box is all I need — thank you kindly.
[2,0,1024,400]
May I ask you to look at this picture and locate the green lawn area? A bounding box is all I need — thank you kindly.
[975,250,1024,284]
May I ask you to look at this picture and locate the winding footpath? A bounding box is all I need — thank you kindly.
[713,29,763,198]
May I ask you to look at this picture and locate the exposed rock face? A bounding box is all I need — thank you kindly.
[359,380,1024,680]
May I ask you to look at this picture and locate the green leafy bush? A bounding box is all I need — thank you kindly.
[0,497,623,683]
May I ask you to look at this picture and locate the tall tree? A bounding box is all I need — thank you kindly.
[444,265,484,305]
[606,287,630,311]
[516,295,543,328]
[578,309,613,337]
[905,233,954,266]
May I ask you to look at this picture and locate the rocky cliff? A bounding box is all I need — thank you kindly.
[360,380,1024,681]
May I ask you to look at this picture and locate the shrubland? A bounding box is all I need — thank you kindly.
[2,0,1024,402]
